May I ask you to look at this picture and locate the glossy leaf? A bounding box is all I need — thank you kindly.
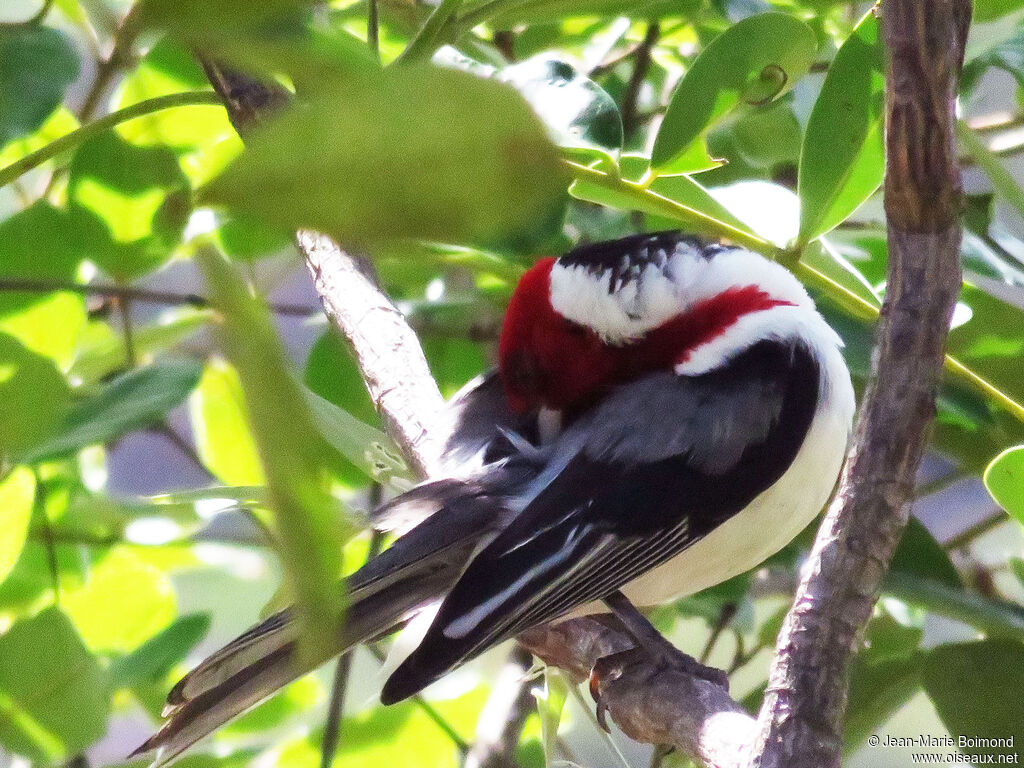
[0,26,80,148]
[0,333,71,462]
[922,640,1024,761]
[198,249,351,662]
[190,359,266,486]
[202,67,568,251]
[67,132,191,281]
[304,391,411,490]
[651,13,816,170]
[499,55,623,151]
[24,359,203,462]
[0,468,34,588]
[962,26,1024,97]
[798,12,885,243]
[984,445,1024,525]
[0,607,109,761]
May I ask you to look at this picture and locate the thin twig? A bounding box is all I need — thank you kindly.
[366,644,470,753]
[319,652,354,768]
[620,23,659,140]
[943,508,1008,551]
[117,295,137,367]
[0,277,317,316]
[76,5,142,123]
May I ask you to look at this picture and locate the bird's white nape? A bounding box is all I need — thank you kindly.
[547,242,816,346]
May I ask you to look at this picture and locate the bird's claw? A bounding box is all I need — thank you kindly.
[587,644,729,730]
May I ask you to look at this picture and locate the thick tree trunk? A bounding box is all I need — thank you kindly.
[748,2,970,766]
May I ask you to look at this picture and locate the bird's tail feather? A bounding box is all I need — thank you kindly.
[133,480,513,766]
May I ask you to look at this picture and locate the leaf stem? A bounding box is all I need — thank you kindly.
[0,276,316,316]
[957,119,1024,223]
[885,570,1024,642]
[0,91,223,189]
[562,160,780,257]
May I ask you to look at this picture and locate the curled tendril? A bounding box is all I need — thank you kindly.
[744,64,788,106]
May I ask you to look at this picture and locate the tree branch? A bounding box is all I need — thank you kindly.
[748,3,970,766]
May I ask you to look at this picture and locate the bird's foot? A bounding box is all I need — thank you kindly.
[587,644,728,732]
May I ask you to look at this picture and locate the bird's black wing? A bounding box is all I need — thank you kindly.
[382,339,821,703]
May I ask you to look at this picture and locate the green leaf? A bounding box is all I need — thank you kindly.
[67,132,191,281]
[198,248,352,663]
[962,26,1024,97]
[114,37,235,151]
[499,55,623,151]
[922,640,1024,761]
[190,359,266,486]
[483,0,697,26]
[0,332,71,463]
[24,359,203,462]
[0,607,109,761]
[0,26,80,148]
[304,390,411,489]
[797,11,885,243]
[984,445,1024,524]
[64,547,177,652]
[887,516,963,589]
[69,307,212,385]
[109,613,211,689]
[651,13,817,170]
[727,100,802,169]
[0,202,87,367]
[304,330,379,428]
[136,0,313,46]
[216,213,291,262]
[844,613,925,752]
[202,67,568,251]
[0,467,34,587]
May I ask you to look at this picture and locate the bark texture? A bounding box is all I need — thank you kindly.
[748,3,969,766]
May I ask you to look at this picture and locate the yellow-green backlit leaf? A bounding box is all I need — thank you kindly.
[190,359,266,486]
[64,547,176,652]
[0,468,34,587]
[198,248,350,662]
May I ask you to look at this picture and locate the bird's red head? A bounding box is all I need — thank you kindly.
[498,233,809,415]
[498,258,616,413]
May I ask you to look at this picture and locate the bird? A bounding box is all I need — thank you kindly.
[134,230,855,765]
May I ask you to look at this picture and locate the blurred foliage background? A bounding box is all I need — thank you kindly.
[1,0,1024,766]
